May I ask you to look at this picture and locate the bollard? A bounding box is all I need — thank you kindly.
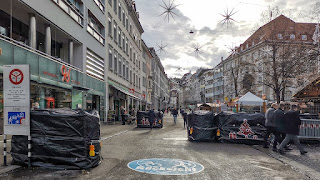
[28,136,32,169]
[3,134,7,166]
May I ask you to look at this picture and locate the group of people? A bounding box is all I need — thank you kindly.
[264,103,307,155]
[120,106,137,125]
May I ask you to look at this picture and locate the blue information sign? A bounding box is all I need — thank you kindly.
[8,112,26,124]
[127,158,204,175]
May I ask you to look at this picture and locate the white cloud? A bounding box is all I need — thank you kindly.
[135,0,316,78]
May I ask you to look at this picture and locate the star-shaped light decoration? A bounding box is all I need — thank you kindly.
[192,43,204,57]
[159,0,179,23]
[219,8,237,29]
[156,41,168,54]
[176,66,186,72]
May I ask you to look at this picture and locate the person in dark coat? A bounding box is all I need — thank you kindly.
[273,103,292,150]
[263,103,282,150]
[278,105,307,155]
[148,109,156,130]
[182,111,188,128]
[172,107,178,124]
[121,106,126,125]
[274,103,286,134]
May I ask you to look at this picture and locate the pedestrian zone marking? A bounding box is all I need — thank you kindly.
[127,158,204,175]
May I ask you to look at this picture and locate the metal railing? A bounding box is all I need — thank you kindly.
[0,34,82,72]
[299,119,320,139]
[52,0,84,26]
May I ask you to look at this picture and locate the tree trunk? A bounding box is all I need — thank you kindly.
[234,81,238,97]
[275,88,281,104]
[281,87,285,101]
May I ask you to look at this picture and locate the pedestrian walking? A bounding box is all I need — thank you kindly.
[274,103,286,137]
[121,106,126,125]
[263,103,282,151]
[278,105,307,155]
[182,111,188,128]
[148,109,156,130]
[172,107,178,124]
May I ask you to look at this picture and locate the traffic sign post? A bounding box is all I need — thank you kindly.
[3,65,31,167]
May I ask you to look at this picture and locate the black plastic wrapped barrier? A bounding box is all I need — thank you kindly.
[187,110,218,142]
[136,111,163,128]
[216,111,266,144]
[11,109,101,169]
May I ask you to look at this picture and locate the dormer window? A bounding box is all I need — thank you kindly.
[278,34,283,39]
[290,34,295,40]
[302,35,307,40]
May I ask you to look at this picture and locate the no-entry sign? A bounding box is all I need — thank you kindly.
[3,65,30,136]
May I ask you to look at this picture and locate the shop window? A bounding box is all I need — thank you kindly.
[0,76,3,134]
[30,84,72,109]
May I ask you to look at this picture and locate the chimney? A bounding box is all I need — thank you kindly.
[221,57,223,62]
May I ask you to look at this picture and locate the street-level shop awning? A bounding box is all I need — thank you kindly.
[108,82,141,100]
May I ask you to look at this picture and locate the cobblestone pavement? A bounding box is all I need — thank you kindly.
[0,114,311,180]
[254,141,320,179]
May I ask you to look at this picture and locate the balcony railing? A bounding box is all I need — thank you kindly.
[0,35,106,94]
[0,34,82,72]
[93,0,105,12]
[52,0,84,27]
[87,24,105,45]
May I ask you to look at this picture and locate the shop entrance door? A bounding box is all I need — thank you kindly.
[92,95,100,111]
[114,100,120,121]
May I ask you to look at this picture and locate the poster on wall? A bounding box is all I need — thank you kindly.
[3,65,30,136]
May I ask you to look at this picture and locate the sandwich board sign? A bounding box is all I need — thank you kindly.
[3,65,30,136]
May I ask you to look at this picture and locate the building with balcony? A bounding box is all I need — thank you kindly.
[106,0,144,117]
[141,40,152,110]
[0,0,107,131]
[205,62,224,104]
[149,47,169,110]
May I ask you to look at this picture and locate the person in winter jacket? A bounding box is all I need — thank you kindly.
[121,106,126,125]
[274,103,286,134]
[172,107,178,124]
[263,103,282,150]
[278,105,307,155]
[148,109,156,130]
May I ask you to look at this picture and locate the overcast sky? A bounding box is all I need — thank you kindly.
[135,0,318,78]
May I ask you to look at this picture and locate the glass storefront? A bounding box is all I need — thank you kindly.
[0,75,3,134]
[30,83,72,109]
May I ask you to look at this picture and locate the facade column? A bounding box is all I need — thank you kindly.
[29,14,36,49]
[39,87,45,109]
[44,24,51,55]
[127,96,130,111]
[68,40,74,65]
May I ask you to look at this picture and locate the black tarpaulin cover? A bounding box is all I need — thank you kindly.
[215,111,266,144]
[11,109,101,169]
[187,110,217,141]
[136,111,162,128]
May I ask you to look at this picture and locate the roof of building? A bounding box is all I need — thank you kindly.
[226,15,317,60]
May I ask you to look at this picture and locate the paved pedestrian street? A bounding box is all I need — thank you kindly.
[0,114,317,180]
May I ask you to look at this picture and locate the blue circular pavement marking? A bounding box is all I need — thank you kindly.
[127,158,204,175]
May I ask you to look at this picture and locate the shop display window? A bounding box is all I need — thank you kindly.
[30,84,72,109]
[0,76,3,134]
